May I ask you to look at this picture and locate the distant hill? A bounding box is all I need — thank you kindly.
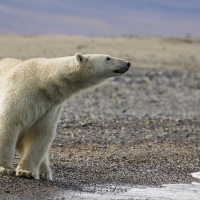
[0,0,199,35]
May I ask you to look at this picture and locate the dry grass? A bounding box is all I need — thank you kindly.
[0,34,200,69]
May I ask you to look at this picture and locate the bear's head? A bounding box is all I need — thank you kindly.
[75,53,131,80]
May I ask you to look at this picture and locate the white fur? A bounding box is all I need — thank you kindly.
[0,53,130,180]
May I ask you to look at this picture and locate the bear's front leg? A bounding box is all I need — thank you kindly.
[39,153,52,180]
[16,154,53,180]
[16,131,55,179]
[16,106,61,180]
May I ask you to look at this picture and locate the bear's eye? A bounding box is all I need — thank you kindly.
[106,57,111,61]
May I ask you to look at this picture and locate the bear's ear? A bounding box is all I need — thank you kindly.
[75,53,85,64]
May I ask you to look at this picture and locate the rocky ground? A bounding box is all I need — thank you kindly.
[0,35,200,199]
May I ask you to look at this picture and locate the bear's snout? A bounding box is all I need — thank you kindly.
[113,62,130,74]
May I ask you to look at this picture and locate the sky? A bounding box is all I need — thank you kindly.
[0,0,200,36]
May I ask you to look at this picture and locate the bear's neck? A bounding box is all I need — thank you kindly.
[41,64,105,104]
[59,73,104,102]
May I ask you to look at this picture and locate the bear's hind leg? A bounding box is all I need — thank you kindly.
[0,125,19,176]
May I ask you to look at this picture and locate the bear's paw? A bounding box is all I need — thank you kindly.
[16,168,39,179]
[0,166,15,176]
[40,172,52,180]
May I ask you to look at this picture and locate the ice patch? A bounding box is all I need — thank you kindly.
[63,183,200,200]
[191,172,200,180]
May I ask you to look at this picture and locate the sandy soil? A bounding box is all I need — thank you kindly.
[0,34,200,199]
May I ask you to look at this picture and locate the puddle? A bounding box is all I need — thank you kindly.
[60,182,200,200]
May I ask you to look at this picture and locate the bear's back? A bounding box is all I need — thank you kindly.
[0,58,22,77]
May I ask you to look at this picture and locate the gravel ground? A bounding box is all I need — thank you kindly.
[0,35,200,199]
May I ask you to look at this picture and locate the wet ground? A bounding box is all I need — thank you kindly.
[0,35,200,199]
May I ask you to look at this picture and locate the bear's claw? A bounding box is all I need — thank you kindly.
[16,169,38,179]
[0,166,15,176]
[40,172,52,180]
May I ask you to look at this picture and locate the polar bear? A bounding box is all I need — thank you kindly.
[0,53,131,180]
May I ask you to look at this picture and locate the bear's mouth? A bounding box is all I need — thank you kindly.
[113,67,129,74]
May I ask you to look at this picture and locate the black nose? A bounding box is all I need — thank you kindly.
[127,62,131,67]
